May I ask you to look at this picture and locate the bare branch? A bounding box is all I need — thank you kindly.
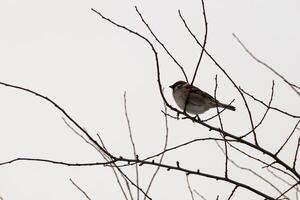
[190,0,208,85]
[214,75,228,178]
[0,157,111,166]
[124,91,140,200]
[293,137,300,170]
[144,101,170,199]
[135,7,188,82]
[97,134,129,200]
[276,181,300,199]
[214,75,224,131]
[142,137,228,162]
[275,120,300,156]
[69,178,92,200]
[227,186,238,200]
[0,81,112,159]
[296,185,299,200]
[63,117,103,154]
[240,81,275,138]
[186,175,195,200]
[193,190,208,200]
[216,142,288,197]
[229,142,299,182]
[240,87,300,119]
[232,33,300,96]
[66,120,130,200]
[267,168,300,193]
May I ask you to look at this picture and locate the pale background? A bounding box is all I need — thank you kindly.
[0,0,299,199]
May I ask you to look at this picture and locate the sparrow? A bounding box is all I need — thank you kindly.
[169,81,236,115]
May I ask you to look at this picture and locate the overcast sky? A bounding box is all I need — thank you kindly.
[0,0,299,199]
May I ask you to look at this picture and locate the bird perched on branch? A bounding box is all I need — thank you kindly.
[169,80,236,115]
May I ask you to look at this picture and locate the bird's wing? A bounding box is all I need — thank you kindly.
[188,87,219,105]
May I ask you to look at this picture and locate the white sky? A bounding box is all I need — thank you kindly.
[0,0,299,199]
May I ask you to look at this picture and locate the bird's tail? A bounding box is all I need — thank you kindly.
[218,103,236,111]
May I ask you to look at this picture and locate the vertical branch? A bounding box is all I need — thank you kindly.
[143,101,170,200]
[293,137,300,170]
[296,185,299,200]
[179,0,208,114]
[214,75,228,178]
[124,91,140,200]
[190,0,208,86]
[214,75,224,130]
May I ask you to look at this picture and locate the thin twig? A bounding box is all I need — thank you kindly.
[69,178,92,200]
[214,75,228,178]
[124,91,140,200]
[186,175,195,200]
[62,117,102,154]
[0,81,112,158]
[161,110,178,120]
[193,190,208,200]
[190,0,208,85]
[97,134,130,200]
[0,157,111,166]
[275,120,300,156]
[135,7,188,82]
[276,181,300,199]
[229,142,299,182]
[215,142,288,198]
[240,87,300,119]
[144,101,170,199]
[142,137,228,162]
[180,0,208,113]
[214,76,224,130]
[115,165,150,200]
[293,137,300,170]
[65,119,130,200]
[227,186,238,200]
[240,81,275,138]
[232,33,300,96]
[267,168,300,193]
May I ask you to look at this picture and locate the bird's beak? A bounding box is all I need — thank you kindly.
[169,85,173,89]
